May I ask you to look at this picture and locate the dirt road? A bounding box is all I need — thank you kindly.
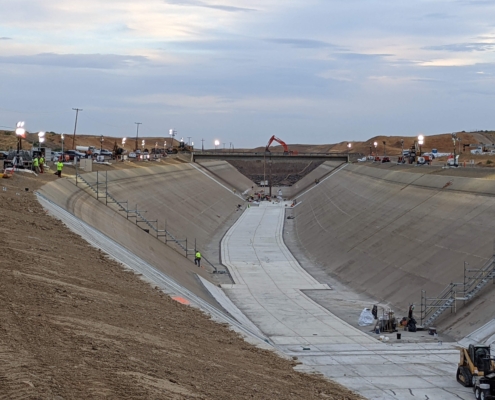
[0,169,360,399]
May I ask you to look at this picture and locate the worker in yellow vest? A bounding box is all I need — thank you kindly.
[39,155,45,173]
[194,251,202,268]
[55,159,64,178]
[32,156,40,174]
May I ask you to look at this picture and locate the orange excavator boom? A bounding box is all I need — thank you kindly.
[265,135,290,153]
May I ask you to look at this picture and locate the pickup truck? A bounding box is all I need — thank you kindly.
[64,150,86,160]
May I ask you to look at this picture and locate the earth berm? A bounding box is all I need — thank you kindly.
[0,170,361,400]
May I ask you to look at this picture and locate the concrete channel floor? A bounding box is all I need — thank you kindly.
[220,201,473,400]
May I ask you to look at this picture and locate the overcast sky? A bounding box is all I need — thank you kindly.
[2,0,495,147]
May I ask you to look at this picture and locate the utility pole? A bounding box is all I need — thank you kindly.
[72,108,83,149]
[269,154,272,197]
[263,152,266,191]
[135,122,142,151]
[201,138,204,152]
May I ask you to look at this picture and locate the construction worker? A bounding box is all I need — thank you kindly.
[194,251,202,268]
[55,159,64,178]
[39,154,45,173]
[33,155,40,174]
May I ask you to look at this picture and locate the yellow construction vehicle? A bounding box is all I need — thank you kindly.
[457,344,495,399]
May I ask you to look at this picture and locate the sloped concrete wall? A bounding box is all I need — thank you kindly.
[39,164,245,305]
[291,164,495,332]
[197,160,257,194]
[77,164,243,251]
[287,161,344,198]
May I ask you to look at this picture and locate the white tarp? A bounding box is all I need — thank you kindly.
[358,308,374,326]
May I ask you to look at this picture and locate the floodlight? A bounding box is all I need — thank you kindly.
[15,128,25,136]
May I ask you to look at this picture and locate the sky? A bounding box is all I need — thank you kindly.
[2,0,495,148]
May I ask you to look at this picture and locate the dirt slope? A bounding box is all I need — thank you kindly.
[254,132,481,156]
[0,171,360,400]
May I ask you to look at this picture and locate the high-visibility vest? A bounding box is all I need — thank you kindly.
[195,252,201,259]
[40,157,44,164]
[33,158,39,167]
[57,161,63,171]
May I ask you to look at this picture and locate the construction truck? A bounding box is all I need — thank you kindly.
[168,140,193,154]
[457,344,495,399]
[265,135,297,155]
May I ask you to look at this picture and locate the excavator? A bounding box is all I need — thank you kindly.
[457,344,495,399]
[265,135,297,155]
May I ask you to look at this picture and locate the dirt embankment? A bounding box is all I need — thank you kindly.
[0,171,360,399]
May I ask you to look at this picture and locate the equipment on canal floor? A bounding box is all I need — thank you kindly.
[372,309,397,333]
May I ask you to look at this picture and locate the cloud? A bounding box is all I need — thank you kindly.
[336,52,393,61]
[456,0,495,5]
[0,37,12,40]
[264,38,338,49]
[424,43,495,52]
[164,0,256,12]
[423,13,452,20]
[0,53,149,69]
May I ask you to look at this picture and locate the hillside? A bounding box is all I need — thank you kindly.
[1,129,492,156]
[255,132,486,156]
[0,131,181,153]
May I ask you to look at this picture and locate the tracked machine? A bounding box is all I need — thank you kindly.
[265,135,297,155]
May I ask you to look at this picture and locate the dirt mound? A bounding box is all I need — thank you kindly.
[0,171,360,399]
[251,132,483,156]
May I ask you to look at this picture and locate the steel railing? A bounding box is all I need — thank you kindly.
[75,171,227,275]
[420,254,495,327]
